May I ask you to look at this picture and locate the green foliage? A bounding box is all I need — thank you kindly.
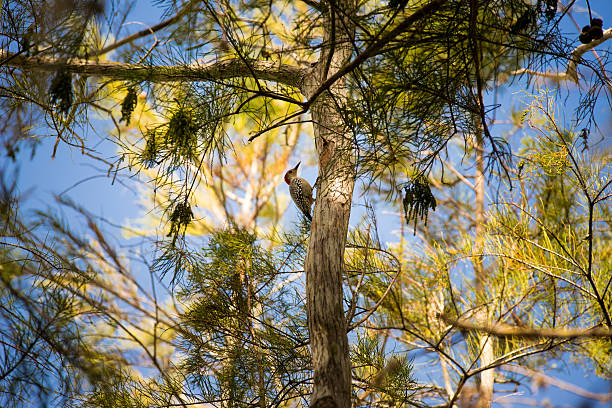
[120,86,138,125]
[140,129,158,168]
[350,0,554,189]
[352,332,417,407]
[163,106,199,162]
[345,217,405,327]
[0,1,610,407]
[350,91,612,407]
[487,96,612,376]
[167,201,194,243]
[403,174,436,233]
[130,83,238,211]
[0,183,183,408]
[49,70,73,115]
[177,228,310,406]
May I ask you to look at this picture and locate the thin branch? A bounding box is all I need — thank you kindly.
[95,5,191,56]
[440,314,612,339]
[511,28,612,82]
[486,252,595,299]
[300,0,327,12]
[247,110,309,142]
[502,364,612,402]
[347,266,402,331]
[470,0,512,186]
[439,157,476,191]
[345,227,370,326]
[305,0,448,102]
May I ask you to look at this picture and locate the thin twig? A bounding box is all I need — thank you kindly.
[95,6,190,56]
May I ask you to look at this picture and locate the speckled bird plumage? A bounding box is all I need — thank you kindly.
[284,162,314,221]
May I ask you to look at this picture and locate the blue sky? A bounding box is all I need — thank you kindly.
[4,0,611,406]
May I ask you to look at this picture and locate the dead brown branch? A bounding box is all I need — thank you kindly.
[440,314,612,339]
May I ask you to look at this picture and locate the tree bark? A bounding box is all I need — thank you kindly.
[304,95,355,408]
[0,50,305,88]
[302,3,356,407]
[474,121,494,408]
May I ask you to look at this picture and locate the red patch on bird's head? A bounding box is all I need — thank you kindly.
[284,162,300,184]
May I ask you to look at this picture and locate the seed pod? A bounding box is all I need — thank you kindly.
[403,174,436,234]
[120,86,138,124]
[167,202,193,238]
[589,25,603,40]
[579,30,592,44]
[49,70,73,115]
[141,130,157,167]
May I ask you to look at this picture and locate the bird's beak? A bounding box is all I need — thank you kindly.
[293,162,301,170]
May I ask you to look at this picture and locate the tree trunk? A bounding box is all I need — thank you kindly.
[302,4,356,408]
[474,122,494,408]
[305,96,355,408]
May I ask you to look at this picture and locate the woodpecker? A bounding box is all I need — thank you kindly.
[284,162,314,221]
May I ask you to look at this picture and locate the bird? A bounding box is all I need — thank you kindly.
[284,162,314,221]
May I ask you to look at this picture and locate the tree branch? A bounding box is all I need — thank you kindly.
[511,28,612,82]
[300,0,327,13]
[0,49,306,89]
[305,0,448,101]
[502,364,612,402]
[440,314,612,339]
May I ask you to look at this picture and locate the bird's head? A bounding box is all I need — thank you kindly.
[284,162,300,184]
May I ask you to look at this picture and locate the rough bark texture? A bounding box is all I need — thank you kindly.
[305,94,354,408]
[0,50,305,88]
[302,4,356,408]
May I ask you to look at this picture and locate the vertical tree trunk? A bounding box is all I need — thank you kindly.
[474,123,494,408]
[305,96,355,408]
[474,129,485,293]
[302,4,356,408]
